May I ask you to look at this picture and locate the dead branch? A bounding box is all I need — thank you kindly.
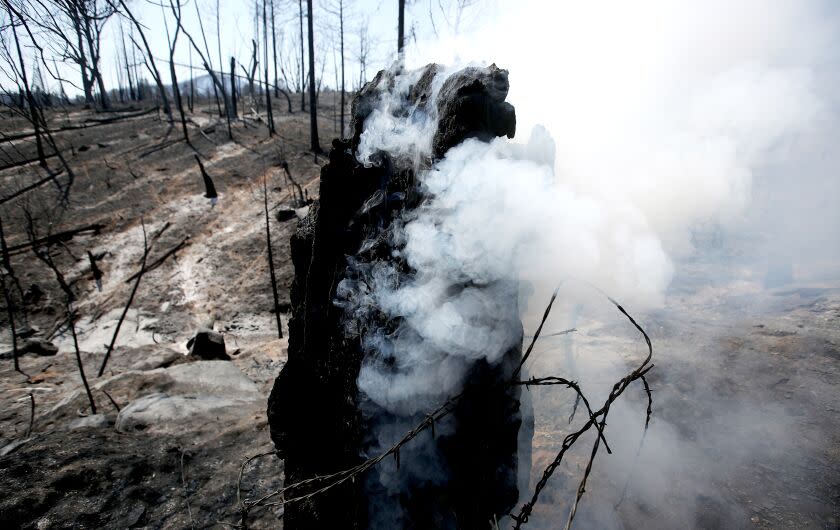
[97,221,152,377]
[0,107,157,143]
[0,152,60,172]
[0,169,66,207]
[101,389,121,412]
[122,236,188,284]
[234,288,656,530]
[6,223,105,255]
[68,305,97,414]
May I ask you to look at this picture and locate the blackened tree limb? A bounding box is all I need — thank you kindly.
[6,222,104,255]
[3,0,47,168]
[263,0,276,135]
[164,1,192,150]
[0,152,60,172]
[123,236,188,284]
[0,215,24,300]
[306,0,321,152]
[68,305,97,414]
[1,278,20,373]
[0,108,158,143]
[97,221,151,377]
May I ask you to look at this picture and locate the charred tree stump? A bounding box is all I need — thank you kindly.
[268,63,524,529]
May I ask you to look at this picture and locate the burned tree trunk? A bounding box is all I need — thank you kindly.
[267,63,523,529]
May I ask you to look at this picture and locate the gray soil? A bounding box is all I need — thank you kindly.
[0,101,838,529]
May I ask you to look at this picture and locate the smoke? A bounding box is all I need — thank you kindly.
[338,0,840,526]
[408,0,838,271]
[373,1,840,527]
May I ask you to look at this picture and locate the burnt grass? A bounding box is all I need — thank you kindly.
[0,100,839,529]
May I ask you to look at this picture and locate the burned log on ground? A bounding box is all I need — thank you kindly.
[267,63,527,529]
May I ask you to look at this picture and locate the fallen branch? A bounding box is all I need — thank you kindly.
[0,107,158,143]
[123,236,189,284]
[0,169,66,207]
[0,151,60,172]
[138,125,216,158]
[7,223,105,255]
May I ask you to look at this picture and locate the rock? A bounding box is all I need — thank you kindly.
[275,208,297,222]
[113,361,259,433]
[126,345,184,371]
[186,329,229,360]
[115,393,240,432]
[23,339,58,356]
[23,284,43,304]
[68,414,109,430]
[0,339,58,360]
[15,324,38,339]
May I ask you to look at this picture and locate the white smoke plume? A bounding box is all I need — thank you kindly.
[338,0,840,526]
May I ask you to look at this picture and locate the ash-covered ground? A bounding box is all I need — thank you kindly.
[0,102,838,529]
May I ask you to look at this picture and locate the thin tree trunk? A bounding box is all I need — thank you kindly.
[117,0,172,119]
[165,7,191,148]
[271,0,279,99]
[5,3,47,168]
[298,0,306,111]
[188,47,195,112]
[0,216,21,373]
[120,22,135,100]
[398,0,405,54]
[340,0,345,136]
[82,13,110,109]
[306,0,320,152]
[230,57,238,118]
[68,306,96,414]
[263,0,275,134]
[263,176,283,339]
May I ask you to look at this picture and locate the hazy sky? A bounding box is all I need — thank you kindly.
[5,0,491,95]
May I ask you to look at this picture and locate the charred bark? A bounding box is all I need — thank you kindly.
[267,63,523,529]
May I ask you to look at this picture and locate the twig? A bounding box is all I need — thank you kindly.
[101,389,121,412]
[237,289,655,530]
[180,449,196,530]
[237,450,276,526]
[614,375,653,508]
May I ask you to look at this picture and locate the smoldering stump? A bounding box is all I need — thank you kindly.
[267,63,529,529]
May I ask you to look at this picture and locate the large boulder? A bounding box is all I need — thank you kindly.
[186,329,229,360]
